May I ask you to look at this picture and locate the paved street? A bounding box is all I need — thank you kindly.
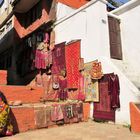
[1,121,140,140]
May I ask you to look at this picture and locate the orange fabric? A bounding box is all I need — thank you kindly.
[83,103,90,122]
[57,0,88,9]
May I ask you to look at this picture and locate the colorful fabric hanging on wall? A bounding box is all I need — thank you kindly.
[35,42,52,69]
[89,60,103,79]
[108,73,120,110]
[65,40,81,89]
[67,89,78,100]
[34,106,55,128]
[51,42,66,75]
[58,76,68,100]
[93,74,116,122]
[78,73,85,101]
[84,62,99,102]
[49,30,55,51]
[79,58,84,71]
[44,75,59,102]
[43,32,50,44]
[34,107,48,128]
[51,105,64,122]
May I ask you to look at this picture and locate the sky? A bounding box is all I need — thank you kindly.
[0,0,3,4]
[114,0,129,4]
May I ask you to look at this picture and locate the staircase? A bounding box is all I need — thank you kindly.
[97,57,140,124]
[111,59,140,90]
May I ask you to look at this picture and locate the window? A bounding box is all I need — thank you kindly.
[108,16,122,60]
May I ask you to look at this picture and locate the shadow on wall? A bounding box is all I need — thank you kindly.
[5,29,38,85]
[0,91,19,134]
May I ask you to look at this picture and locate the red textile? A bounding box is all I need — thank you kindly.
[58,77,68,100]
[51,42,66,74]
[78,73,85,101]
[44,75,59,102]
[61,104,70,124]
[93,74,115,122]
[79,58,84,71]
[35,49,52,69]
[68,90,78,100]
[90,60,103,79]
[65,40,81,89]
[51,105,64,122]
[108,74,120,110]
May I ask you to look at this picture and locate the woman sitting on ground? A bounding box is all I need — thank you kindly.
[0,91,13,137]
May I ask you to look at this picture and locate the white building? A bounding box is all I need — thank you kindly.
[54,0,140,124]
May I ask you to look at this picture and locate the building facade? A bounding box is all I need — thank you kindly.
[0,0,56,84]
[0,0,140,125]
[54,0,140,124]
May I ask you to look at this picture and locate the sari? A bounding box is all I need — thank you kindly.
[0,92,13,136]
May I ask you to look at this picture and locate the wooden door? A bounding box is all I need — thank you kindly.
[108,16,122,60]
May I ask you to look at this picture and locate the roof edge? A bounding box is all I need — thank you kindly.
[55,0,107,26]
[111,0,140,15]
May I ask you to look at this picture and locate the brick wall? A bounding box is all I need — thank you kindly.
[0,70,7,85]
[130,102,140,133]
[0,85,44,104]
[11,107,35,133]
[9,102,90,134]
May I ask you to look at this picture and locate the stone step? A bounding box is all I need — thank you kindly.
[0,85,44,104]
[10,103,90,134]
[0,70,7,85]
[111,60,140,89]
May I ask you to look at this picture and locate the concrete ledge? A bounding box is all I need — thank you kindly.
[0,85,44,104]
[9,102,90,134]
[0,70,7,85]
[130,102,140,134]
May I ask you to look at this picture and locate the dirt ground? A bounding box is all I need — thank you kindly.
[1,121,140,140]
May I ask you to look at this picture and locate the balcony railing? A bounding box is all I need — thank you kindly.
[0,17,13,42]
[0,4,13,25]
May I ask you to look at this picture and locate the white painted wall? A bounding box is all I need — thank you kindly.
[56,2,76,20]
[55,1,110,63]
[54,0,140,124]
[109,0,140,123]
[120,5,140,87]
[111,1,140,88]
[0,0,8,14]
[100,57,140,124]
